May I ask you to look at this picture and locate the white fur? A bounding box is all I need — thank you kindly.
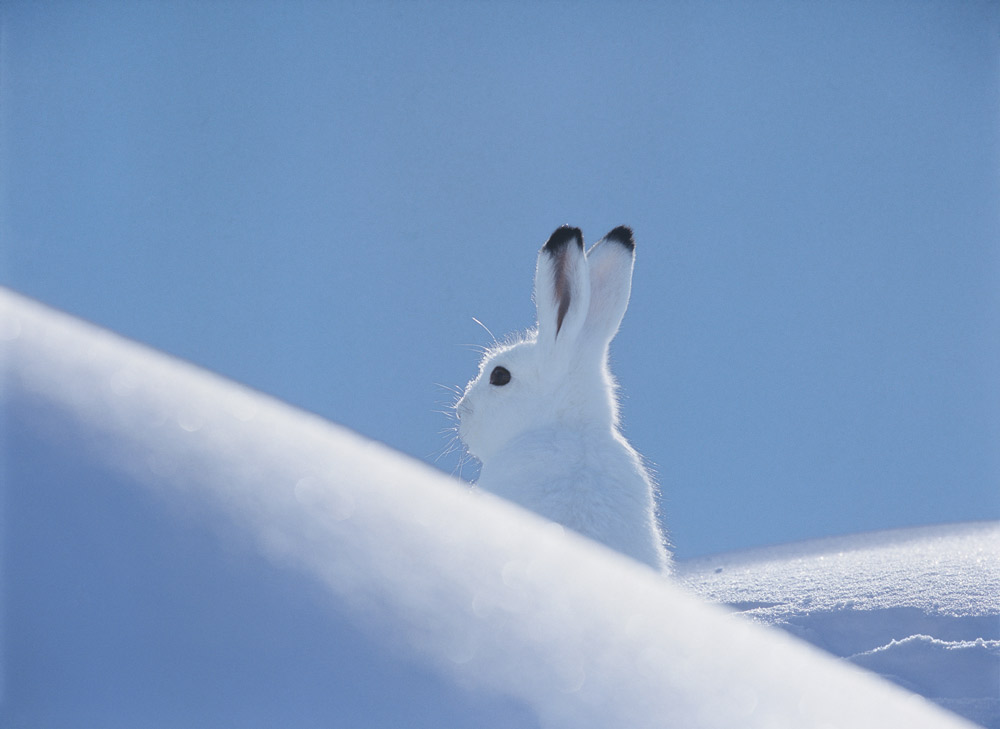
[456,227,670,571]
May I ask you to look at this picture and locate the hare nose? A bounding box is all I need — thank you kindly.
[455,398,471,419]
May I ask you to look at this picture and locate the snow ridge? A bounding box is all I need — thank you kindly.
[0,287,986,728]
[680,522,1000,728]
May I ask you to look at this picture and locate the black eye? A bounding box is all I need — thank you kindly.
[489,365,511,386]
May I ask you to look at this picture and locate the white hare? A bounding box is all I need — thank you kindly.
[456,225,670,571]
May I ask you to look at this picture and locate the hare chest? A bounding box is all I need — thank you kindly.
[475,427,668,571]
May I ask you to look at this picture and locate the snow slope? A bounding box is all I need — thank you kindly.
[681,523,1000,727]
[0,287,986,728]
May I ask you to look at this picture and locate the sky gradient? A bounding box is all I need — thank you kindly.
[2,0,998,558]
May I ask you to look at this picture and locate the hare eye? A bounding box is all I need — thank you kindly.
[489,366,511,386]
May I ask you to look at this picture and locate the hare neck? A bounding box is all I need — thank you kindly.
[482,424,631,482]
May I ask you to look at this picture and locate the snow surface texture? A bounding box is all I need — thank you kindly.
[681,524,1000,728]
[0,287,987,728]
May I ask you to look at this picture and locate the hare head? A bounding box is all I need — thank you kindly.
[456,225,637,463]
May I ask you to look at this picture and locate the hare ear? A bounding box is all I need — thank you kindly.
[581,226,635,352]
[534,225,591,350]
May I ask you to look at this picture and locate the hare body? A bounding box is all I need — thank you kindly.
[456,226,670,571]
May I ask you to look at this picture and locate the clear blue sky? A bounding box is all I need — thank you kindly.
[3,0,998,559]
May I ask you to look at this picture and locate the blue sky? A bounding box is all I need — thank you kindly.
[2,0,998,559]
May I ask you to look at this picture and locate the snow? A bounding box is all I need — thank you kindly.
[680,522,1000,727]
[0,286,991,728]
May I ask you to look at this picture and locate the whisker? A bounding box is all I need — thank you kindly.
[455,450,479,481]
[434,382,463,394]
[429,433,459,462]
[434,434,471,470]
[471,316,498,345]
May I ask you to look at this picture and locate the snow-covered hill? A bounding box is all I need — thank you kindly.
[0,287,992,728]
[681,523,999,727]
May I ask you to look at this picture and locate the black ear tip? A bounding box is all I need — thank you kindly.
[544,225,584,254]
[605,226,635,251]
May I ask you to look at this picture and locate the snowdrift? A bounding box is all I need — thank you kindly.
[0,287,988,728]
[681,524,999,728]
